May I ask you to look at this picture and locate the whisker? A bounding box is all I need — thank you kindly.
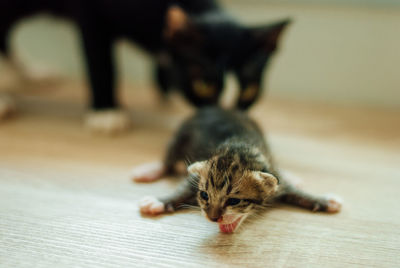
[177,204,201,211]
[179,205,200,210]
[186,175,199,188]
[184,157,192,167]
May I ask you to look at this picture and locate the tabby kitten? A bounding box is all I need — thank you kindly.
[133,107,342,233]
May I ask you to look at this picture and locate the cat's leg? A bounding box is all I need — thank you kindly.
[154,61,171,98]
[0,27,10,59]
[139,179,197,215]
[79,22,130,134]
[278,184,342,213]
[0,27,17,120]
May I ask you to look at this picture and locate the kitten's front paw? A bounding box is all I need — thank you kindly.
[139,196,165,215]
[85,109,130,135]
[323,193,343,213]
[0,94,17,120]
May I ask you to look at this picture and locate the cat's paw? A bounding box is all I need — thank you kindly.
[85,109,130,135]
[131,162,166,183]
[139,196,165,215]
[0,94,17,120]
[323,193,343,213]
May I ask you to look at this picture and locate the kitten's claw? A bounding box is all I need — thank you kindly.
[323,193,343,213]
[0,94,17,120]
[139,196,165,215]
[131,162,166,182]
[85,109,130,135]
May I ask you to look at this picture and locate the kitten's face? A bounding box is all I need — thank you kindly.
[188,158,278,233]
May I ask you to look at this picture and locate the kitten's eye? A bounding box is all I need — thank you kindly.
[200,191,209,201]
[226,198,241,206]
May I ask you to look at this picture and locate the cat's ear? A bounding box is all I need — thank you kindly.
[250,18,291,51]
[165,5,189,39]
[164,6,203,46]
[251,171,279,193]
[188,161,208,175]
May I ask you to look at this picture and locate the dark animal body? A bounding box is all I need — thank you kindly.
[135,107,342,233]
[164,107,276,174]
[0,0,290,111]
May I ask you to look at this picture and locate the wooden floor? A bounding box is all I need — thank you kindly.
[0,86,399,267]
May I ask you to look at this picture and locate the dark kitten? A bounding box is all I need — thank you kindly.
[0,0,290,132]
[133,107,342,233]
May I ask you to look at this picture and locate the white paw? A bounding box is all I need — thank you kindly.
[0,94,17,120]
[131,162,166,182]
[324,193,343,213]
[139,196,165,215]
[85,109,130,135]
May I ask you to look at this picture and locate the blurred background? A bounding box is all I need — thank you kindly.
[0,0,399,108]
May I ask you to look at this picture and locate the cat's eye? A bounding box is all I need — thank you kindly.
[226,198,241,206]
[200,191,209,201]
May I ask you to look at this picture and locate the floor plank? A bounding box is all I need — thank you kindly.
[0,88,399,267]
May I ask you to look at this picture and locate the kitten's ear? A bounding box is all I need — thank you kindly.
[188,161,208,175]
[250,18,292,51]
[252,171,279,193]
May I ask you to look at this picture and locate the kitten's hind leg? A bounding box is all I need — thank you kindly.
[279,185,342,213]
[131,162,167,183]
[139,179,197,215]
[132,130,191,183]
[131,160,188,183]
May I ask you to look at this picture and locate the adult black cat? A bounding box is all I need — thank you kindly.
[0,0,290,133]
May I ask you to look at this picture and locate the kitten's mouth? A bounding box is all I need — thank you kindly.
[218,216,243,233]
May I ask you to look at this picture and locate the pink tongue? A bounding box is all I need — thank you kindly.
[218,217,241,233]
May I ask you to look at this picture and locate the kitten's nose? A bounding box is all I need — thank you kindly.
[207,207,223,222]
[209,216,219,222]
